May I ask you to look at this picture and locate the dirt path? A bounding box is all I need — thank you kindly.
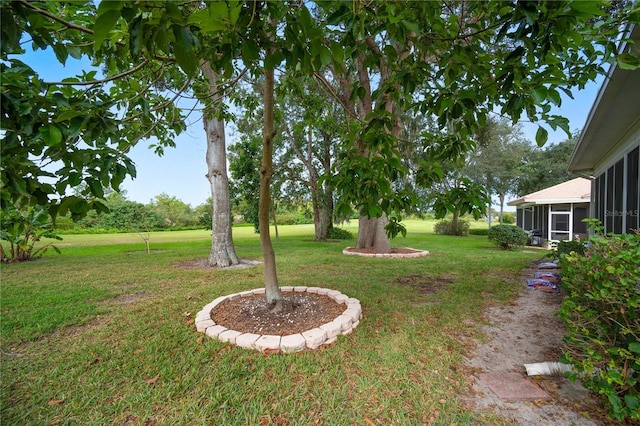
[463,262,614,425]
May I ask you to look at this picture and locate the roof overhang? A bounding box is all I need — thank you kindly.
[508,198,590,208]
[568,25,640,173]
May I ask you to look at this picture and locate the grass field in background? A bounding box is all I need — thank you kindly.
[1,220,543,425]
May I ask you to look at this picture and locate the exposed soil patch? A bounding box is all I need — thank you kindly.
[4,315,112,357]
[173,258,262,270]
[210,292,346,335]
[111,292,146,304]
[389,274,455,295]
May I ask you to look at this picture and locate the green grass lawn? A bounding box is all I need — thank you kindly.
[1,220,542,425]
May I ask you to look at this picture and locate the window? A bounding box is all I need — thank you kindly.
[606,164,614,233]
[573,206,588,235]
[627,147,639,232]
[613,159,624,233]
[523,207,533,230]
[594,175,605,225]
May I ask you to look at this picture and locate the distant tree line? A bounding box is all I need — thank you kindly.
[51,128,576,235]
[55,192,209,232]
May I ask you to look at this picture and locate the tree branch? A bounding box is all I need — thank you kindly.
[19,0,96,37]
[313,72,358,120]
[44,59,150,86]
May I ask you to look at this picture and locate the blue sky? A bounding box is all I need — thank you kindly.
[18,47,603,208]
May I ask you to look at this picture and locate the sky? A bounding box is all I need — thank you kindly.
[19,45,604,209]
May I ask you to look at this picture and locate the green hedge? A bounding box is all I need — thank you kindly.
[559,232,640,422]
[327,227,353,240]
[434,219,469,236]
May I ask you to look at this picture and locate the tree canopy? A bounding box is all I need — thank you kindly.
[3,1,639,220]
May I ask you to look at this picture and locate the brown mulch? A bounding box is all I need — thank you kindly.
[210,292,347,335]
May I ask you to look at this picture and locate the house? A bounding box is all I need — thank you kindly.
[508,177,591,243]
[567,25,640,235]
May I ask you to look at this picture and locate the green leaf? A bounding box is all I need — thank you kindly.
[625,390,639,406]
[229,1,242,26]
[241,39,260,64]
[172,25,198,76]
[188,4,228,33]
[616,53,640,70]
[129,16,143,57]
[68,172,82,187]
[330,40,344,64]
[52,43,68,65]
[568,1,606,16]
[629,342,640,354]
[164,2,183,22]
[264,50,284,71]
[40,125,63,146]
[535,126,548,147]
[94,9,122,49]
[548,89,561,106]
[319,45,332,67]
[532,86,548,103]
[54,110,83,122]
[86,179,104,199]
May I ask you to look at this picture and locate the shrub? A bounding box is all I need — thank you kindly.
[559,232,640,422]
[273,211,312,226]
[501,212,516,224]
[487,224,527,250]
[549,238,586,259]
[469,228,489,236]
[327,227,353,240]
[434,219,470,236]
[0,205,62,262]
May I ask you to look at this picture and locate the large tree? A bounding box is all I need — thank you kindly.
[468,117,532,224]
[516,137,580,196]
[3,0,638,309]
[1,0,242,267]
[200,63,239,267]
[314,0,638,251]
[276,73,344,241]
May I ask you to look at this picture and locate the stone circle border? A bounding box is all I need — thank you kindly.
[342,247,430,258]
[195,287,362,353]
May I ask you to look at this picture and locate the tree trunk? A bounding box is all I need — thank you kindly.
[311,175,333,241]
[356,214,392,252]
[314,198,332,241]
[260,63,284,311]
[485,173,492,228]
[452,207,461,233]
[499,193,505,224]
[354,102,400,252]
[202,62,239,268]
[270,199,279,242]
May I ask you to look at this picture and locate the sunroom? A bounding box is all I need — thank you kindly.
[507,177,591,244]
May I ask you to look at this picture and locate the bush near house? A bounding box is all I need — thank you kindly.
[559,232,640,422]
[487,224,527,250]
[548,238,586,260]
